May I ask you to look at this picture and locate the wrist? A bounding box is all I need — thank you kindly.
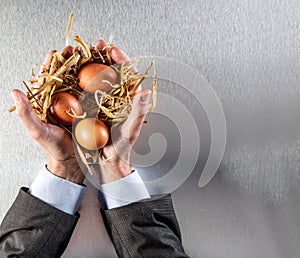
[99,147,132,183]
[47,157,85,185]
[99,160,132,184]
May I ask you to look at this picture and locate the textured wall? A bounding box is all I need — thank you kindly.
[1,0,300,257]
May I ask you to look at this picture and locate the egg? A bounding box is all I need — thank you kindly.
[50,92,82,126]
[77,63,117,93]
[75,118,109,150]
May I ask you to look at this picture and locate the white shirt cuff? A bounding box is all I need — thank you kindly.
[28,166,86,215]
[99,170,150,209]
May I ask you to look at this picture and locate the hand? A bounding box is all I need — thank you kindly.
[95,39,151,183]
[11,47,84,185]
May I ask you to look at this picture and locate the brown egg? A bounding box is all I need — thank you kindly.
[75,118,109,150]
[50,92,82,126]
[77,63,117,93]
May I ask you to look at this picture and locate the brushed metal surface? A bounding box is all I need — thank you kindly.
[1,0,300,257]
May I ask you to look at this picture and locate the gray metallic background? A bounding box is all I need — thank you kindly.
[1,0,300,257]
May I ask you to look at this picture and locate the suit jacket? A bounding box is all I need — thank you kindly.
[0,188,188,258]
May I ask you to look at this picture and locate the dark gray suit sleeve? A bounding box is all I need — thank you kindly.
[101,194,189,258]
[0,187,79,258]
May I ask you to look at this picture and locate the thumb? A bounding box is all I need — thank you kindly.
[121,89,151,144]
[131,89,151,117]
[11,89,45,141]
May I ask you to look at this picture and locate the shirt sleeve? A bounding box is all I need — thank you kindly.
[28,166,87,215]
[99,170,150,209]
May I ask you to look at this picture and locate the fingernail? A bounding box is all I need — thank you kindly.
[11,91,21,104]
[140,92,151,103]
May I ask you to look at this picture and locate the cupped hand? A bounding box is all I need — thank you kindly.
[11,47,84,185]
[95,39,151,183]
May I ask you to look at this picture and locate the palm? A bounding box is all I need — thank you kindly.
[12,89,75,161]
[42,122,74,160]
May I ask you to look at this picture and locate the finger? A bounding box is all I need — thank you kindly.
[61,45,74,59]
[41,50,57,67]
[11,89,45,142]
[121,89,151,144]
[96,39,138,89]
[95,38,108,55]
[110,46,131,64]
[135,84,142,93]
[38,50,57,77]
[96,38,131,64]
[37,50,57,87]
[110,45,141,91]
